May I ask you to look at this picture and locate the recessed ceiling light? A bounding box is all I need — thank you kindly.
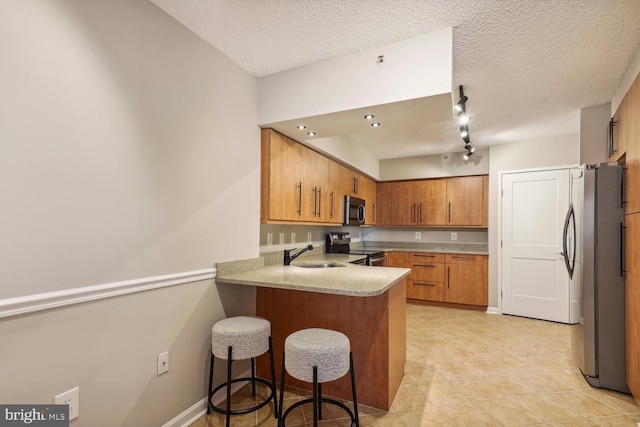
[307,131,316,136]
[364,114,374,120]
[371,122,381,127]
[297,125,306,130]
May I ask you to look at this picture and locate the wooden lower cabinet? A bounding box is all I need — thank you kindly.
[399,251,488,307]
[444,254,488,306]
[626,213,640,403]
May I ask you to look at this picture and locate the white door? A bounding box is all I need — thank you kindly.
[501,169,572,323]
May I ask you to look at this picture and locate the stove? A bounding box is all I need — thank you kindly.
[325,232,386,266]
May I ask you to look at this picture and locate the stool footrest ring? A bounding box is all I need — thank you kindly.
[281,396,356,426]
[209,377,276,416]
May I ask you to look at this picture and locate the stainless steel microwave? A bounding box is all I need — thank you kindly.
[344,196,365,225]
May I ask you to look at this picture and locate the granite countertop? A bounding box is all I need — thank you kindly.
[216,254,411,297]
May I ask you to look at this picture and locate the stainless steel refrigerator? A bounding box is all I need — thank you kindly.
[570,163,629,393]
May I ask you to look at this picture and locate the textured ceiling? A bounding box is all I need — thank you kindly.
[149,0,640,159]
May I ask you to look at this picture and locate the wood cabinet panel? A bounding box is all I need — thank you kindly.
[409,261,445,282]
[609,95,628,163]
[361,175,377,225]
[626,73,640,214]
[626,213,640,404]
[392,181,420,225]
[444,255,488,306]
[407,252,444,263]
[407,280,444,301]
[328,160,348,224]
[376,182,394,225]
[446,176,484,226]
[416,179,447,225]
[386,251,406,268]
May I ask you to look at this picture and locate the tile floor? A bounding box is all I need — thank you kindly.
[190,304,640,426]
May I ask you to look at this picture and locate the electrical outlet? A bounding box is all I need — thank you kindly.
[157,351,169,376]
[55,386,79,420]
[415,232,421,240]
[307,232,312,242]
[451,232,458,241]
[267,233,273,245]
[291,232,296,244]
[279,233,285,245]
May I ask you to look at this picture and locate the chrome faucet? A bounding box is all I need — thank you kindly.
[284,244,314,265]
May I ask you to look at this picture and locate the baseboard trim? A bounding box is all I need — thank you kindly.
[486,306,501,314]
[0,268,216,319]
[162,369,252,427]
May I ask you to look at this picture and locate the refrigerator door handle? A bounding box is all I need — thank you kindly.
[562,203,575,279]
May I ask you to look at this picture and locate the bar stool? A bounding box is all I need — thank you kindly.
[279,328,359,427]
[207,316,278,427]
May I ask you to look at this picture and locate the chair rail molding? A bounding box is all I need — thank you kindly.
[0,268,216,319]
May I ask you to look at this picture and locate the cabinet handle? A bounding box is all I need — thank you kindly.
[373,203,376,221]
[419,203,423,223]
[297,182,302,216]
[414,254,436,258]
[330,191,334,219]
[447,266,450,289]
[415,264,436,268]
[448,202,451,223]
[609,118,617,158]
[312,187,317,216]
[451,255,475,260]
[415,282,436,287]
[318,188,322,218]
[356,177,359,194]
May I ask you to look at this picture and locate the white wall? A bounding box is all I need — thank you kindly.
[612,46,640,114]
[488,134,580,308]
[257,28,453,125]
[379,149,490,181]
[580,103,610,165]
[0,0,259,425]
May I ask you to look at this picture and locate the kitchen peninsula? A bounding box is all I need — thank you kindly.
[216,256,411,410]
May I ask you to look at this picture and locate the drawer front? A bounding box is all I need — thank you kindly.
[407,252,444,263]
[409,262,444,281]
[445,254,484,265]
[407,280,444,301]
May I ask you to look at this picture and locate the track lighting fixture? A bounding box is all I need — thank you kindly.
[456,85,475,160]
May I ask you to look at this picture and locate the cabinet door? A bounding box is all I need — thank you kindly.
[392,181,419,225]
[314,154,330,222]
[359,176,377,225]
[626,73,640,214]
[328,160,348,224]
[376,182,394,225]
[264,130,306,221]
[626,213,640,403]
[407,280,445,301]
[385,251,406,268]
[609,95,628,163]
[299,146,320,222]
[446,176,484,226]
[444,255,488,306]
[417,179,447,225]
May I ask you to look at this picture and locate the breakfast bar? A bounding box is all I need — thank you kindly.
[216,256,411,411]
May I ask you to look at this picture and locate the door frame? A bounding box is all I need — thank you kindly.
[497,164,579,315]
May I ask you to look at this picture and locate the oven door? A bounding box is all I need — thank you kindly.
[370,254,386,267]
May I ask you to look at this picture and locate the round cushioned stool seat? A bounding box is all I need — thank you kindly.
[285,328,350,383]
[211,316,270,360]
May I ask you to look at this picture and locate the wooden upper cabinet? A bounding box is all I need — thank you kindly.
[261,129,307,222]
[609,94,628,163]
[360,176,377,225]
[626,72,640,215]
[392,181,420,225]
[416,179,447,225]
[446,176,485,226]
[376,182,394,225]
[327,160,348,224]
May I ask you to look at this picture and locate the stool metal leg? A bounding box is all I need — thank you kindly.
[317,382,322,420]
[350,352,360,427]
[251,357,256,397]
[226,346,233,427]
[279,351,286,427]
[269,336,279,419]
[207,353,215,415]
[312,366,319,427]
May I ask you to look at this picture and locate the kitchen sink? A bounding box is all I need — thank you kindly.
[294,261,346,268]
